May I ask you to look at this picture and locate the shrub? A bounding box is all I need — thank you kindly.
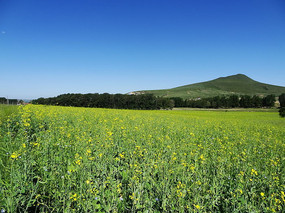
[279,93,285,108]
[279,107,285,117]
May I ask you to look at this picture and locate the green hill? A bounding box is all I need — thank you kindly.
[132,74,285,99]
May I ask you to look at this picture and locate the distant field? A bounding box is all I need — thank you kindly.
[0,105,284,212]
[173,107,279,112]
[0,104,18,125]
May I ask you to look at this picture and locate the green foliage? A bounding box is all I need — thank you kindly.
[171,95,274,109]
[279,107,285,117]
[279,93,285,108]
[228,95,240,108]
[0,98,20,105]
[135,74,285,99]
[262,94,275,107]
[252,95,263,108]
[0,98,7,104]
[0,104,18,124]
[239,95,253,108]
[32,93,174,110]
[0,105,284,212]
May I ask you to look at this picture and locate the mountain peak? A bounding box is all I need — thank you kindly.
[216,74,253,81]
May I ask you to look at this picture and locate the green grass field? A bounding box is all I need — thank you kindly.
[0,104,18,125]
[173,108,279,112]
[0,105,284,212]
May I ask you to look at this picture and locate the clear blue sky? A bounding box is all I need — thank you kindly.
[1,0,285,99]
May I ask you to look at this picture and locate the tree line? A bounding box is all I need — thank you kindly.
[0,97,21,105]
[30,93,285,117]
[31,93,174,110]
[170,94,277,108]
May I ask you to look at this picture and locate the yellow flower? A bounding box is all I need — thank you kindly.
[281,191,285,202]
[69,193,78,201]
[260,192,265,197]
[32,142,39,147]
[75,160,81,165]
[193,204,200,209]
[129,192,135,200]
[24,122,30,127]
[196,181,202,185]
[190,164,195,171]
[251,169,258,176]
[11,152,19,159]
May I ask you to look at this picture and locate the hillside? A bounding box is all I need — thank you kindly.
[132,74,285,99]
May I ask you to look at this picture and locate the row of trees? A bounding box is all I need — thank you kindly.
[31,93,285,116]
[0,97,21,105]
[32,93,174,110]
[170,94,276,108]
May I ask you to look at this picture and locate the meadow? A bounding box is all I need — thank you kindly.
[0,104,18,126]
[0,105,284,212]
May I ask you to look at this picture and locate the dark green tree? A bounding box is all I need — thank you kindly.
[210,96,221,108]
[279,107,285,117]
[0,97,7,104]
[279,93,285,118]
[220,96,228,108]
[262,94,275,108]
[228,95,239,108]
[252,95,262,108]
[279,93,285,108]
[239,95,253,108]
[170,97,184,107]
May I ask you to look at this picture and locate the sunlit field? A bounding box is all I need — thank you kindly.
[1,105,284,212]
[0,104,18,126]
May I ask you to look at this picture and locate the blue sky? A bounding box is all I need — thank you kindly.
[1,0,285,99]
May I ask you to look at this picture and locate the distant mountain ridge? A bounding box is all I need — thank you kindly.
[132,74,285,99]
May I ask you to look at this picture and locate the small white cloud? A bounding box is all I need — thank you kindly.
[1,31,6,34]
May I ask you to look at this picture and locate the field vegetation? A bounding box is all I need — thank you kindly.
[0,105,284,212]
[0,104,18,125]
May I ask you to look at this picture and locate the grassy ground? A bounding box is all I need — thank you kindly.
[0,104,18,125]
[0,105,284,212]
[173,107,279,112]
